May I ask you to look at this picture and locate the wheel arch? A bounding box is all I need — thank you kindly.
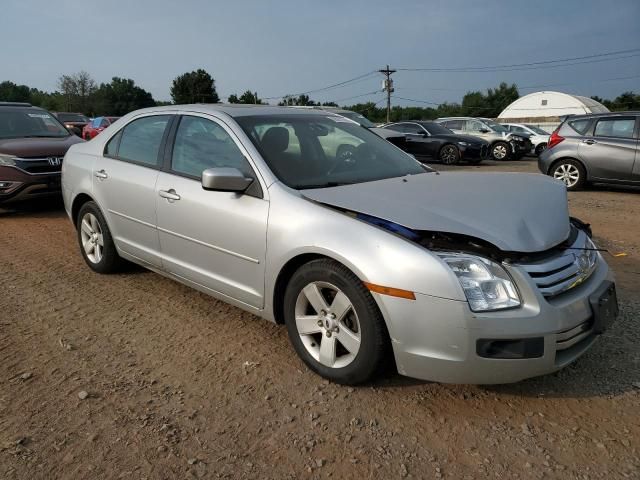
[273,253,346,325]
[71,193,95,228]
[549,156,589,179]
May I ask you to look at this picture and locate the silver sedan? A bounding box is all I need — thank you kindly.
[62,105,617,385]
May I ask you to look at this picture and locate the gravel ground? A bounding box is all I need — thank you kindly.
[1,158,639,479]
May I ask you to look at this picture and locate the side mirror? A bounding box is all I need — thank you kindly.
[201,167,253,192]
[479,128,490,133]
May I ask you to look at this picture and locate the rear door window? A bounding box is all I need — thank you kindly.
[117,115,171,167]
[402,123,424,135]
[593,117,636,139]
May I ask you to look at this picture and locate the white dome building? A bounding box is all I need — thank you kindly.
[498,91,609,132]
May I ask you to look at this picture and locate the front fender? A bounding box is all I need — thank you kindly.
[263,183,466,320]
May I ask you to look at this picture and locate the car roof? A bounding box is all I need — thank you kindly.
[130,104,337,118]
[563,111,640,120]
[436,117,479,120]
[0,102,33,108]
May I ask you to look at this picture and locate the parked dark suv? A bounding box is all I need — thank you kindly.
[538,112,639,190]
[0,102,84,204]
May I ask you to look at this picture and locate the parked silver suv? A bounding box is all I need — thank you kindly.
[539,112,639,190]
[436,117,532,160]
[62,104,617,385]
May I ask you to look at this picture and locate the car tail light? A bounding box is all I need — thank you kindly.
[547,129,565,150]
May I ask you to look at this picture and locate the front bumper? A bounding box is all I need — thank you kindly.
[374,254,614,384]
[0,166,62,204]
[460,143,489,160]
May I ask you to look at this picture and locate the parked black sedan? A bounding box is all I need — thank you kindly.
[381,121,489,164]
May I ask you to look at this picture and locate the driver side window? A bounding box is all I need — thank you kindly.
[466,120,485,132]
[171,116,253,178]
[402,123,424,135]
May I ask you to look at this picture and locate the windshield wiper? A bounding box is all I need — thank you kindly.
[20,134,68,138]
[295,181,351,190]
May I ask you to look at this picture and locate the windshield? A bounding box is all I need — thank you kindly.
[236,114,430,189]
[57,113,89,123]
[482,119,509,132]
[336,111,376,128]
[421,122,453,135]
[525,125,549,135]
[0,110,70,139]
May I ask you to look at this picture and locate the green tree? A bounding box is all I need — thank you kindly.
[0,81,31,102]
[227,90,263,104]
[611,91,640,111]
[278,94,318,106]
[56,71,96,112]
[91,77,155,116]
[170,69,220,104]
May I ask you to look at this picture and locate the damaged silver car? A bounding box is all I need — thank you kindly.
[62,105,618,385]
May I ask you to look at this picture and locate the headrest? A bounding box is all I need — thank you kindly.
[261,126,289,154]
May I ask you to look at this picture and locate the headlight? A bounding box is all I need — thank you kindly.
[437,253,521,312]
[457,141,469,146]
[0,154,18,167]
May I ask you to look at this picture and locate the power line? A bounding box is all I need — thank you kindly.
[262,71,377,100]
[332,89,381,103]
[397,48,640,72]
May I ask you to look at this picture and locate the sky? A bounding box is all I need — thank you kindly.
[2,0,639,106]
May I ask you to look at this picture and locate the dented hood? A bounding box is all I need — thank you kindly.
[302,172,570,253]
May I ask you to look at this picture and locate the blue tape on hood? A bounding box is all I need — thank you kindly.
[356,213,420,241]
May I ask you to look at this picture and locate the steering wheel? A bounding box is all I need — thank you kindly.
[328,144,360,176]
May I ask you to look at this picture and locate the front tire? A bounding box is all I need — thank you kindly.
[535,143,547,156]
[551,159,586,191]
[491,141,510,160]
[76,201,124,273]
[439,144,460,165]
[283,259,389,385]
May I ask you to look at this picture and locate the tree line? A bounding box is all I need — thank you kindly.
[1,69,637,121]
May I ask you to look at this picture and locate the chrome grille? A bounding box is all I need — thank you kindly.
[517,230,597,298]
[14,157,63,174]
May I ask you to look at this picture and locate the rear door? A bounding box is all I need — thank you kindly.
[578,116,637,181]
[92,114,173,267]
[155,114,269,308]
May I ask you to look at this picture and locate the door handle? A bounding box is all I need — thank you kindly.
[94,169,108,179]
[159,189,181,201]
[583,139,597,145]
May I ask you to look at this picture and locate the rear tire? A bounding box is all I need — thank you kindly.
[283,259,389,385]
[76,201,124,273]
[439,144,460,165]
[491,141,510,161]
[551,159,586,191]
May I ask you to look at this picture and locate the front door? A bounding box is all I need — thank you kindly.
[155,114,269,309]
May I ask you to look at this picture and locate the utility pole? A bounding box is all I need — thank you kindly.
[379,65,396,123]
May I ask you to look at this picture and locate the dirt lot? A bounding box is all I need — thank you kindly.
[1,159,639,479]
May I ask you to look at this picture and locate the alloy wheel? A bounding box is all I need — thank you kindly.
[294,281,361,368]
[553,163,580,188]
[80,212,104,264]
[492,144,508,160]
[440,145,459,164]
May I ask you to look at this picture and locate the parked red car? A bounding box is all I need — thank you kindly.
[82,116,120,140]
